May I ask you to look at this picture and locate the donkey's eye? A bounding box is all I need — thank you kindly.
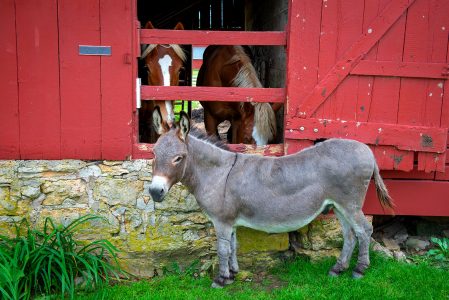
[172,156,183,164]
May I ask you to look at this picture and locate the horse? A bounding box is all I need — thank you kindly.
[139,21,187,142]
[196,45,277,145]
[149,109,393,288]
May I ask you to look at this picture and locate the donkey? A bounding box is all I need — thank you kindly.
[149,109,393,288]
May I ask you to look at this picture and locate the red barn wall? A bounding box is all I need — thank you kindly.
[0,0,134,160]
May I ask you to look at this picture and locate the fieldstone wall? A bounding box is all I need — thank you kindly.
[0,159,348,276]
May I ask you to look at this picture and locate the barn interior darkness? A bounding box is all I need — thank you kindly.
[137,0,287,143]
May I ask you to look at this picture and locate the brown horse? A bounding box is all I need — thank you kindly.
[139,21,186,142]
[196,46,277,145]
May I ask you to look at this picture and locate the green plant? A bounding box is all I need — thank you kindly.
[427,237,449,262]
[0,215,125,300]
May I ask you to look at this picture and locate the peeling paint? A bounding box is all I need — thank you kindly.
[421,134,433,148]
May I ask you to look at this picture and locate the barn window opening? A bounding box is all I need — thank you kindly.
[137,0,287,144]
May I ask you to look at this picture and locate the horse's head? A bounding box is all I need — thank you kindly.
[149,107,190,202]
[141,21,186,126]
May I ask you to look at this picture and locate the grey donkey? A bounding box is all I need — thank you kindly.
[149,108,393,288]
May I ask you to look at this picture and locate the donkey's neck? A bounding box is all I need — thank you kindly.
[181,134,235,193]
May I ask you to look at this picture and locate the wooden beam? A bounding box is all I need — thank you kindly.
[297,0,416,118]
[351,60,449,79]
[132,143,284,159]
[363,180,449,216]
[140,86,285,103]
[285,117,448,153]
[140,29,287,46]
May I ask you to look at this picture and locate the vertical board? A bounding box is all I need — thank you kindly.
[16,0,61,159]
[0,0,20,158]
[100,0,133,159]
[284,0,322,154]
[329,0,365,121]
[59,0,102,159]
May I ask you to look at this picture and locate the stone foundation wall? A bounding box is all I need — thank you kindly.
[0,159,347,276]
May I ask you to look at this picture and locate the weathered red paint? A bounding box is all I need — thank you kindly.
[140,86,284,103]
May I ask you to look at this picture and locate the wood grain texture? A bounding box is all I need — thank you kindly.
[100,0,133,160]
[59,0,101,159]
[351,61,449,79]
[0,0,20,158]
[285,117,447,153]
[140,29,286,46]
[16,0,61,159]
[141,86,284,102]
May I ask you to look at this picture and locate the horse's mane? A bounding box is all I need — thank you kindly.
[141,44,187,62]
[189,126,230,150]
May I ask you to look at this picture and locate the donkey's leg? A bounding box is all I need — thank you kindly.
[345,210,372,278]
[212,223,234,288]
[329,209,356,276]
[228,229,239,279]
[353,211,373,278]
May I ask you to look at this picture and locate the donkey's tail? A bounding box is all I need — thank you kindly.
[373,162,394,209]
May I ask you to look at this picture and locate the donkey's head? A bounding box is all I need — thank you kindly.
[149,107,190,202]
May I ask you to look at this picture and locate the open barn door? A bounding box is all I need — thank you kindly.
[284,0,449,172]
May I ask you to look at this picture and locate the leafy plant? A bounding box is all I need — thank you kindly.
[0,215,125,300]
[427,237,449,262]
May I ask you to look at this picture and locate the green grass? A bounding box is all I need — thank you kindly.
[77,253,449,300]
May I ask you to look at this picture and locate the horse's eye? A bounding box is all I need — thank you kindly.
[172,156,183,164]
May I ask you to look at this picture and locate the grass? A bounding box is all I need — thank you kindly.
[78,252,449,300]
[0,215,124,300]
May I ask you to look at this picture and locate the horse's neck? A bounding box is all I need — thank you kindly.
[181,135,235,190]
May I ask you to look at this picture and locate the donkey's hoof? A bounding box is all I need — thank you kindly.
[328,270,341,277]
[229,270,238,280]
[212,276,234,288]
[352,271,364,279]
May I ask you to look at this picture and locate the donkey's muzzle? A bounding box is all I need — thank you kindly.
[149,187,165,202]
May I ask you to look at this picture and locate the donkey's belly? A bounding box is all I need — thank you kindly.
[234,199,333,233]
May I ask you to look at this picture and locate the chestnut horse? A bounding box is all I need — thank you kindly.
[139,21,186,142]
[196,46,277,145]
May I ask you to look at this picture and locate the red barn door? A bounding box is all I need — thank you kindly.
[285,0,449,173]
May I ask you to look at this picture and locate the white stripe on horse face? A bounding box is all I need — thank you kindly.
[159,54,174,123]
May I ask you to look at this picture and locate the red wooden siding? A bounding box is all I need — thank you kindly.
[0,0,20,159]
[0,0,133,160]
[16,0,61,159]
[284,0,449,173]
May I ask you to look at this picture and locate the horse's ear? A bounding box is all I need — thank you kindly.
[144,21,155,29]
[152,106,166,135]
[178,111,190,141]
[174,22,184,30]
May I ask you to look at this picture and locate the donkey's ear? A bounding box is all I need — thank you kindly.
[174,22,184,30]
[178,111,190,141]
[152,106,166,135]
[144,21,155,29]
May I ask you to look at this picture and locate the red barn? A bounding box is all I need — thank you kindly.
[1,0,448,216]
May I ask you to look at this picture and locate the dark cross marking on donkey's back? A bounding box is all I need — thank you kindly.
[149,109,394,288]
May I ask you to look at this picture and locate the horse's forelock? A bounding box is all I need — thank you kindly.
[141,44,186,62]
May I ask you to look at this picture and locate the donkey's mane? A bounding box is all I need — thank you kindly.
[141,44,187,62]
[189,126,230,150]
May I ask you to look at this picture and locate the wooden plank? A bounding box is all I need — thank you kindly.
[371,145,413,171]
[16,0,61,159]
[59,0,102,159]
[351,61,449,79]
[132,143,284,159]
[284,0,321,154]
[330,0,365,121]
[314,0,338,119]
[355,0,383,123]
[140,86,285,102]
[0,0,20,159]
[140,29,287,46]
[100,0,133,160]
[297,0,415,118]
[285,117,447,153]
[381,168,436,179]
[363,180,449,216]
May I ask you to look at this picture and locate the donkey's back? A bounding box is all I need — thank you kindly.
[228,138,385,233]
